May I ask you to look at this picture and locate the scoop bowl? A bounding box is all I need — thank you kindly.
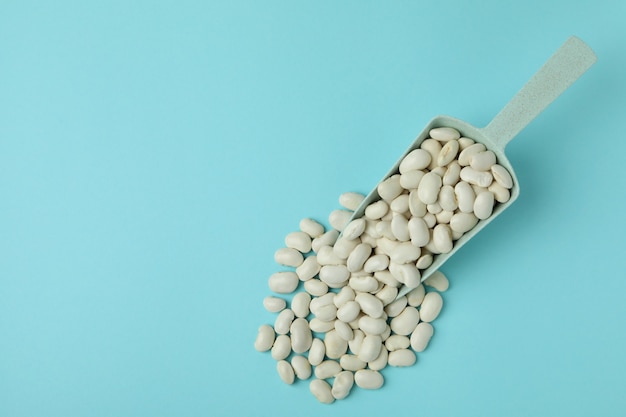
[346,36,597,297]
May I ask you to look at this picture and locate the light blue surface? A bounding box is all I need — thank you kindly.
[1,1,625,416]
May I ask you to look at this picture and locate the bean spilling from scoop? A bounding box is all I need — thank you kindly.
[255,127,513,403]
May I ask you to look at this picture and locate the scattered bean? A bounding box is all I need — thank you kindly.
[263,296,286,313]
[310,379,334,404]
[354,370,384,390]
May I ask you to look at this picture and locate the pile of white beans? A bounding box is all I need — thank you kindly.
[255,127,513,403]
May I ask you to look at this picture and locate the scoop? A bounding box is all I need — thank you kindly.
[348,36,597,298]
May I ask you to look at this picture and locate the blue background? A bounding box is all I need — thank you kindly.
[1,1,625,416]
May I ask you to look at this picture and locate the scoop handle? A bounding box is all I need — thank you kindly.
[482,36,597,148]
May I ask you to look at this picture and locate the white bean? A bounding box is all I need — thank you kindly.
[295,255,321,281]
[291,355,312,380]
[291,318,313,354]
[274,309,295,335]
[274,247,304,267]
[360,233,378,250]
[400,169,425,190]
[358,316,387,335]
[388,349,416,367]
[374,270,400,288]
[474,190,495,220]
[304,279,328,297]
[329,209,352,231]
[470,150,496,171]
[430,126,461,141]
[385,335,411,351]
[384,297,407,318]
[364,200,389,220]
[254,324,275,352]
[311,230,339,253]
[358,334,382,362]
[430,167,446,178]
[324,329,348,359]
[410,322,434,352]
[375,220,394,240]
[389,262,421,288]
[458,137,475,149]
[336,301,361,323]
[355,293,384,318]
[310,292,334,310]
[390,242,421,264]
[343,218,366,240]
[368,345,389,371]
[458,143,486,166]
[377,174,403,202]
[363,254,390,272]
[420,139,442,170]
[416,253,433,269]
[423,270,449,292]
[347,243,372,272]
[332,371,355,400]
[408,217,429,247]
[348,329,365,355]
[435,210,453,224]
[363,218,380,236]
[424,235,439,254]
[389,306,420,335]
[315,360,342,379]
[427,202,442,214]
[268,272,299,294]
[317,245,345,266]
[310,379,334,404]
[399,148,431,173]
[319,265,350,287]
[354,370,384,390]
[291,355,311,380]
[437,139,460,166]
[390,193,410,214]
[348,275,379,293]
[339,192,365,211]
[335,319,354,341]
[348,315,364,331]
[455,181,475,213]
[271,334,291,360]
[374,284,399,306]
[308,338,325,366]
[443,161,461,186]
[333,286,355,308]
[277,360,295,384]
[460,166,493,187]
[285,231,312,253]
[340,354,366,371]
[263,296,286,313]
[333,236,360,259]
[409,190,427,217]
[420,292,443,322]
[300,218,325,238]
[449,212,479,234]
[417,172,443,205]
[376,237,400,257]
[491,164,513,188]
[489,181,511,203]
[311,304,337,322]
[391,214,410,241]
[309,318,335,333]
[433,224,453,253]
[439,185,458,212]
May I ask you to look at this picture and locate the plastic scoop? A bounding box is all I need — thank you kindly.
[348,36,597,298]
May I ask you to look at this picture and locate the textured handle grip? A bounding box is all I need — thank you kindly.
[483,36,597,148]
